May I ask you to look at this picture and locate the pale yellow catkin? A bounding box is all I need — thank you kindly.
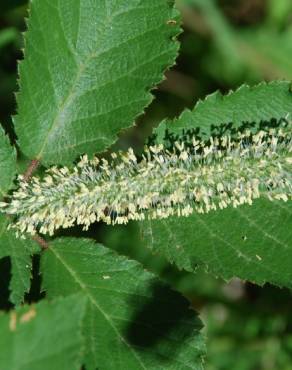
[0,125,291,237]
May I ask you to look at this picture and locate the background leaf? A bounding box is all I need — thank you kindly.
[42,238,205,369]
[0,294,86,370]
[15,0,180,165]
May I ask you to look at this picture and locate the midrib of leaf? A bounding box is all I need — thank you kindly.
[37,42,169,157]
[34,0,175,161]
[50,247,147,370]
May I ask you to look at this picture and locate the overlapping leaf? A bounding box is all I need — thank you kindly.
[15,0,180,165]
[42,238,205,369]
[143,82,292,287]
[0,294,86,370]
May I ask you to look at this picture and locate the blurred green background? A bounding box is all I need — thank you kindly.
[0,0,292,369]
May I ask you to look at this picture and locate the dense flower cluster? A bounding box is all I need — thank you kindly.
[1,126,291,237]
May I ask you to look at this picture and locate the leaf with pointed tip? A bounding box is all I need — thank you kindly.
[15,0,180,165]
[42,238,205,369]
[0,294,87,370]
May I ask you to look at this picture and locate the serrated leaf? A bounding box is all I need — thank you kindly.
[0,215,39,305]
[0,127,39,305]
[15,0,180,165]
[154,81,292,142]
[143,82,292,287]
[141,199,292,287]
[0,294,87,370]
[42,238,205,369]
[0,126,16,196]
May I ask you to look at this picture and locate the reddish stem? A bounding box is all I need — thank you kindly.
[23,159,40,182]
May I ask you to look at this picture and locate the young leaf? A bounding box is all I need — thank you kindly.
[0,126,16,196]
[15,0,180,165]
[0,294,87,370]
[142,82,292,288]
[154,81,292,141]
[42,238,205,369]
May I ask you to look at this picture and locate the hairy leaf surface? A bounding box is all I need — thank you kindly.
[15,0,180,165]
[0,294,86,370]
[42,238,205,369]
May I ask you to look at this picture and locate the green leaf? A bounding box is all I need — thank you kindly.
[144,82,292,287]
[0,127,39,305]
[154,81,292,142]
[15,0,180,165]
[0,215,39,305]
[42,238,205,369]
[0,294,87,370]
[141,199,292,287]
[0,126,16,197]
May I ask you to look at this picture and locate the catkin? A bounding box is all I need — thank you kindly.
[0,126,291,237]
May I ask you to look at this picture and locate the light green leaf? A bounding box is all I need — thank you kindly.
[0,294,87,370]
[15,0,180,165]
[42,238,205,369]
[0,126,16,197]
[154,81,292,142]
[0,215,39,305]
[144,82,292,287]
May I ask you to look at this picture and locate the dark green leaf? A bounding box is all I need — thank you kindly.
[154,81,292,142]
[0,215,39,305]
[42,238,205,369]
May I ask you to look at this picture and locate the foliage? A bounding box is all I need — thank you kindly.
[0,0,291,369]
